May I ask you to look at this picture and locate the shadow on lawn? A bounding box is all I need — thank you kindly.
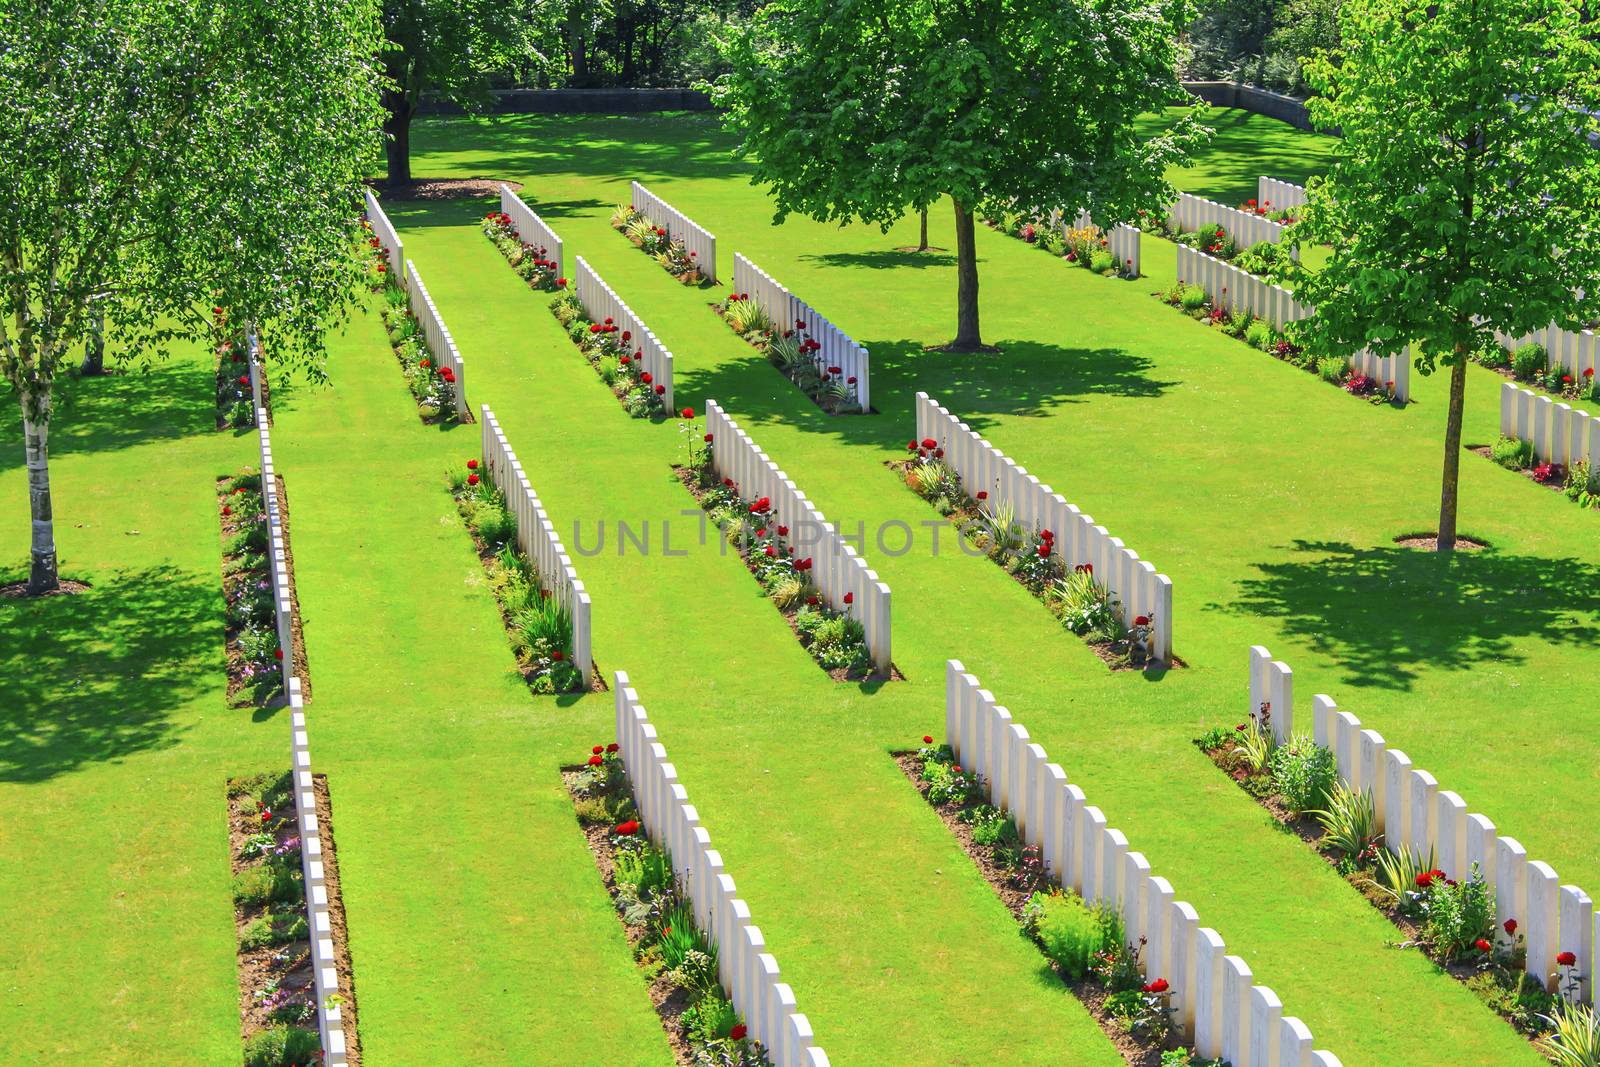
[801,249,957,271]
[0,564,221,783]
[1227,539,1600,691]
[0,360,214,477]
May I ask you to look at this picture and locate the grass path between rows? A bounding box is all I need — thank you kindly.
[388,103,1569,1066]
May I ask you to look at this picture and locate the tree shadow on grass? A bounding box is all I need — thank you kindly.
[800,249,957,271]
[0,564,221,783]
[1224,540,1600,691]
[0,361,214,477]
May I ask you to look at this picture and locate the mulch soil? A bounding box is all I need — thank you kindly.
[364,177,519,200]
[313,773,361,1065]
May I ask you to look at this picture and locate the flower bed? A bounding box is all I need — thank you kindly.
[1476,438,1600,510]
[375,276,461,424]
[549,289,670,419]
[1237,197,1299,225]
[898,742,1219,1067]
[1194,717,1596,1056]
[677,415,880,680]
[447,460,592,694]
[710,293,863,414]
[1474,341,1600,406]
[481,211,564,292]
[565,743,773,1067]
[216,328,269,430]
[218,470,292,706]
[983,212,1139,279]
[610,203,708,285]
[1156,281,1404,407]
[891,450,1162,671]
[228,771,321,1067]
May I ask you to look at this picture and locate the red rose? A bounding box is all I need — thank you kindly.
[681,407,694,419]
[764,546,776,557]
[1142,978,1169,993]
[703,433,713,443]
[614,820,640,836]
[587,754,603,766]
[806,596,819,605]
[556,278,567,287]
[1134,615,1150,626]
[274,649,283,661]
[467,459,478,469]
[606,743,619,753]
[593,745,604,754]
[1474,939,1492,953]
[553,651,565,661]
[641,372,653,384]
[907,441,918,451]
[776,526,788,536]
[590,324,602,334]
[655,385,665,395]
[829,366,842,375]
[923,735,933,744]
[1415,872,1434,888]
[730,1025,747,1041]
[1559,951,1578,966]
[976,491,988,501]
[1505,919,1519,935]
[604,317,614,325]
[622,331,631,342]
[467,474,479,486]
[843,592,854,604]
[238,375,249,385]
[848,376,857,384]
[934,449,944,458]
[1036,545,1049,557]
[222,506,231,516]
[921,438,936,449]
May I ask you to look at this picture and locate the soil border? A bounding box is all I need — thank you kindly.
[1469,444,1599,514]
[313,772,362,1065]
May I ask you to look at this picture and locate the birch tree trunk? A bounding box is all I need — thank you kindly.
[22,395,58,593]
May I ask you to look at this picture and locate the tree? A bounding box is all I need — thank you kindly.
[0,0,385,594]
[710,0,1201,351]
[1292,0,1600,551]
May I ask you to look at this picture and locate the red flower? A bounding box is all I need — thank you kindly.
[606,742,619,753]
[1474,939,1492,953]
[655,384,665,395]
[587,754,603,766]
[921,438,937,449]
[843,592,854,604]
[1505,919,1519,935]
[777,526,788,536]
[260,809,272,822]
[933,448,944,458]
[556,278,567,287]
[420,359,431,369]
[641,372,653,384]
[1142,978,1169,993]
[923,735,934,744]
[593,745,604,754]
[622,331,632,342]
[614,820,640,836]
[1134,615,1150,626]
[848,376,857,384]
[467,459,478,470]
[681,407,694,419]
[976,491,988,501]
[274,649,283,660]
[1559,951,1578,966]
[238,375,249,385]
[796,558,813,571]
[829,366,842,375]
[467,474,479,486]
[620,355,631,365]
[806,596,819,605]
[1585,368,1595,377]
[730,1025,747,1041]
[1564,375,1573,384]
[952,765,962,773]
[604,317,614,326]
[906,441,918,451]
[765,546,776,557]
[222,506,231,516]
[703,433,713,443]
[590,323,602,334]
[1036,545,1050,558]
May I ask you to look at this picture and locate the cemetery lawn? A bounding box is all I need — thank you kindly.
[0,106,1590,1065]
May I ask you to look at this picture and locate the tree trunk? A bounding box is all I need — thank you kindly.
[918,207,929,252]
[949,198,984,350]
[568,8,590,86]
[23,405,58,594]
[79,306,105,376]
[1436,345,1469,551]
[382,88,413,185]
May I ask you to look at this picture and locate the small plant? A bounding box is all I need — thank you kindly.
[1317,354,1348,384]
[1513,342,1549,382]
[1491,434,1536,471]
[1541,1001,1600,1066]
[1566,460,1600,509]
[1244,319,1274,350]
[1178,284,1208,312]
[1196,725,1235,753]
[1023,890,1118,980]
[1269,735,1337,815]
[1313,782,1380,868]
[241,1026,321,1067]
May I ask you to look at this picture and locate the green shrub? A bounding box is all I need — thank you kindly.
[1313,355,1346,383]
[1024,891,1118,980]
[1465,967,1555,1036]
[232,861,303,907]
[1420,870,1495,962]
[1540,1000,1600,1065]
[239,909,309,951]
[656,902,706,971]
[683,992,739,1042]
[1566,461,1600,509]
[1179,285,1208,312]
[613,844,672,899]
[242,1026,320,1067]
[1270,736,1337,814]
[1089,250,1115,274]
[1513,343,1548,381]
[1244,320,1275,350]
[1196,725,1234,753]
[1491,435,1536,471]
[473,502,516,547]
[965,805,1014,847]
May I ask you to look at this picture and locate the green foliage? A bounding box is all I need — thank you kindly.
[1313,782,1379,865]
[1492,435,1536,472]
[725,297,772,336]
[1420,869,1495,962]
[1466,967,1556,1037]
[1089,250,1115,274]
[1196,725,1235,753]
[1373,844,1437,906]
[1269,736,1337,814]
[1566,461,1600,509]
[922,758,982,807]
[668,947,722,1001]
[1245,319,1275,350]
[1023,891,1117,981]
[242,1026,322,1067]
[232,861,303,907]
[1316,354,1348,384]
[1541,1001,1600,1066]
[1513,343,1550,382]
[683,991,739,1042]
[240,909,310,951]
[1235,240,1293,282]
[657,902,705,971]
[614,844,673,900]
[1179,284,1209,312]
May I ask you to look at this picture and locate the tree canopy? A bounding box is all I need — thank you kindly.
[0,0,385,591]
[710,0,1202,349]
[1292,0,1600,548]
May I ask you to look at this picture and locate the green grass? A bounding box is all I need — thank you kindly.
[1,104,1589,1065]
